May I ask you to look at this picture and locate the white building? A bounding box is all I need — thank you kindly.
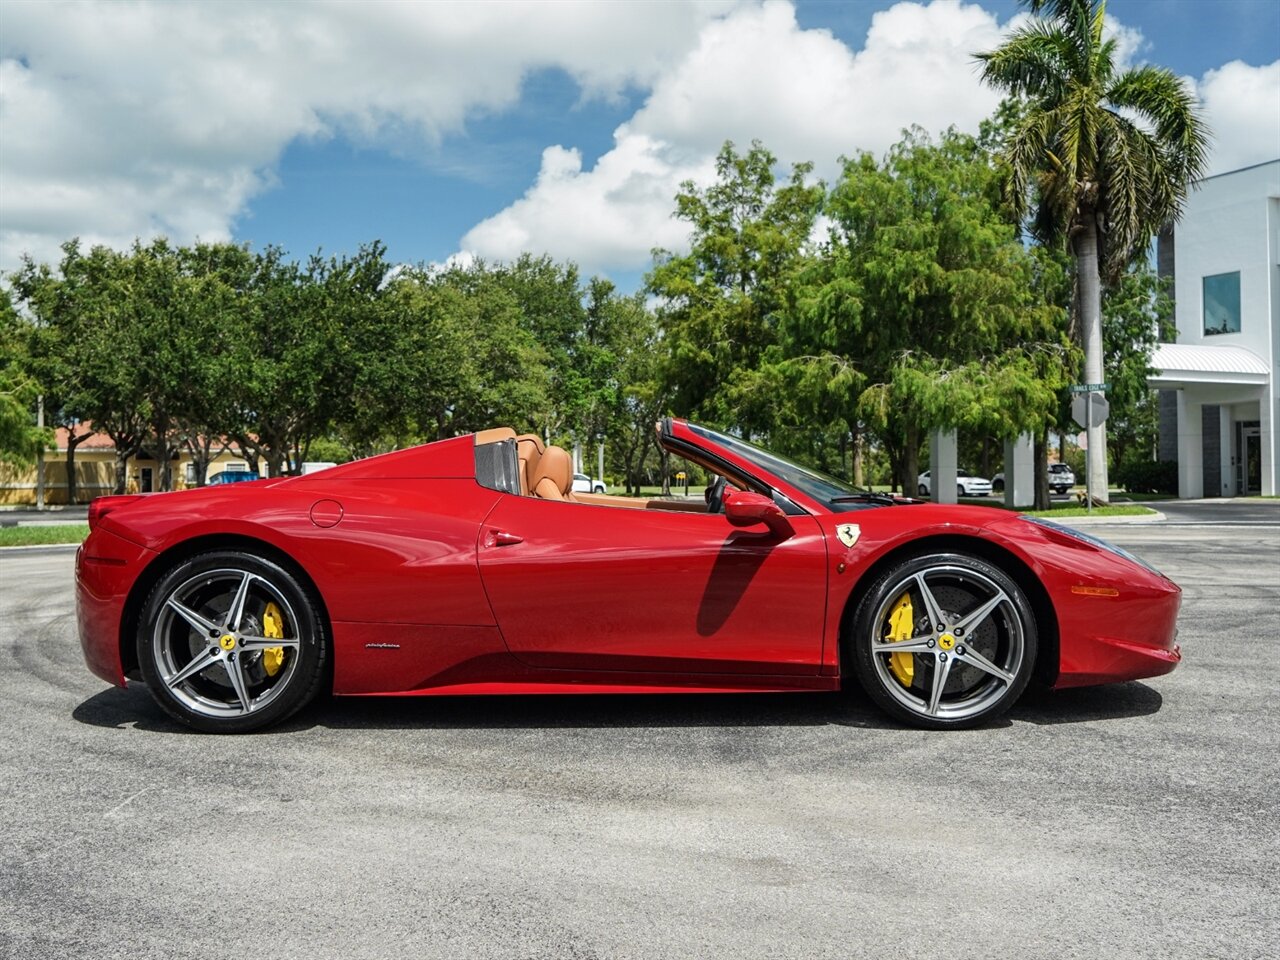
[1152,159,1279,497]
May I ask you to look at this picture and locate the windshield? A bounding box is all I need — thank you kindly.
[685,423,876,511]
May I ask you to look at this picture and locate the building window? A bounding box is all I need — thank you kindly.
[1203,271,1241,335]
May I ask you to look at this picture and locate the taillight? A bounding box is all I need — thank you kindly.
[88,495,145,531]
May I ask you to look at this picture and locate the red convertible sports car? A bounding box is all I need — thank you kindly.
[77,419,1181,733]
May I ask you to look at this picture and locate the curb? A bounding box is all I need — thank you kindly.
[1053,510,1166,526]
[0,543,82,555]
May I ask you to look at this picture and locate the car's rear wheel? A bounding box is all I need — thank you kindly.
[918,484,929,496]
[848,552,1037,729]
[137,550,327,733]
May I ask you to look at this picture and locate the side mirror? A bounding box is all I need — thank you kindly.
[723,488,788,529]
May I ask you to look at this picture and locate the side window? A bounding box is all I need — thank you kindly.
[1203,271,1241,336]
[475,439,520,495]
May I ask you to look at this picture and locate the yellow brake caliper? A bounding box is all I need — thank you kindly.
[884,592,915,687]
[261,602,286,677]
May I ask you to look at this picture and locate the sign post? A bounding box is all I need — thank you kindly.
[1070,385,1110,512]
[35,395,45,512]
[1085,398,1092,514]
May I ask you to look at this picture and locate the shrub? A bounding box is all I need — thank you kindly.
[1114,459,1178,494]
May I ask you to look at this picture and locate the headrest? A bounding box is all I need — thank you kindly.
[531,445,572,500]
[516,435,545,496]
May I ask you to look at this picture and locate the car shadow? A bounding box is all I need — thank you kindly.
[1010,681,1164,725]
[72,680,1164,735]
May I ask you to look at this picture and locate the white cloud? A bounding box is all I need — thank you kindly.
[461,136,711,272]
[1196,60,1280,175]
[3,0,1272,281]
[463,2,1280,276]
[0,0,742,272]
[1102,13,1147,70]
[462,0,1010,274]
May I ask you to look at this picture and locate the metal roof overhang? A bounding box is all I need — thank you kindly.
[1149,343,1270,392]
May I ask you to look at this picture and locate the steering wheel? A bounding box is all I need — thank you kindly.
[705,475,728,514]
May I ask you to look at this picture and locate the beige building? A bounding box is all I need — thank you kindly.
[0,424,259,506]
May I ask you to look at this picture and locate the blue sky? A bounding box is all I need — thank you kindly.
[2,0,1277,290]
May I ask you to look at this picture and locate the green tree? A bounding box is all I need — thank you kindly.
[598,292,667,494]
[10,241,108,502]
[172,243,259,485]
[1100,262,1173,470]
[231,243,391,476]
[0,288,51,464]
[803,129,1071,501]
[977,0,1209,502]
[357,263,550,447]
[648,140,824,438]
[488,254,585,441]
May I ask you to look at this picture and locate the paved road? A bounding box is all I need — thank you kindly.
[2,508,1278,959]
[1155,498,1280,526]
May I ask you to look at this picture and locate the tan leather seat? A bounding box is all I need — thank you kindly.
[516,434,545,496]
[530,445,574,501]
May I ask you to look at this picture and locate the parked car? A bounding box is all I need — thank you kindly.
[572,473,607,494]
[78,418,1181,733]
[992,464,1075,495]
[1048,463,1076,492]
[917,470,993,498]
[206,470,261,485]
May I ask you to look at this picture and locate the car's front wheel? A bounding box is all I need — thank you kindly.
[918,484,929,496]
[848,552,1037,729]
[137,550,328,733]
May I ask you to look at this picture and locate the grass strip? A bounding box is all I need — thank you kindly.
[1020,505,1156,518]
[0,524,90,547]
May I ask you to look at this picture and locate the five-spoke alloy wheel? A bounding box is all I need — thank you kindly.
[848,553,1037,729]
[138,551,327,733]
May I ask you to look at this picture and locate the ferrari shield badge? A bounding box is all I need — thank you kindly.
[836,524,861,548]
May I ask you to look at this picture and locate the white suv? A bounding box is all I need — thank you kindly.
[1048,463,1075,494]
[572,473,607,494]
[917,470,993,498]
[992,464,1075,495]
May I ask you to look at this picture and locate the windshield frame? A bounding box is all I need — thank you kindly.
[676,421,877,513]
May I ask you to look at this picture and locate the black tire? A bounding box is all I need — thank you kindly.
[847,552,1037,729]
[992,479,1005,493]
[957,484,966,498]
[918,484,929,496]
[137,550,328,733]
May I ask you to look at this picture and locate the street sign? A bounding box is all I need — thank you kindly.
[1070,382,1110,394]
[1071,392,1110,428]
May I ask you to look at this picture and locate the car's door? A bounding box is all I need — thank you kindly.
[476,494,829,675]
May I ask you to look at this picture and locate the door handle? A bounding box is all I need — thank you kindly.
[485,529,524,548]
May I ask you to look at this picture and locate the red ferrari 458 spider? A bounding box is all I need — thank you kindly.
[77,419,1181,732]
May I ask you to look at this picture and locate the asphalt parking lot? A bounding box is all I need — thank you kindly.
[1,502,1277,960]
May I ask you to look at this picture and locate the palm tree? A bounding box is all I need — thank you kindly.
[977,0,1209,503]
